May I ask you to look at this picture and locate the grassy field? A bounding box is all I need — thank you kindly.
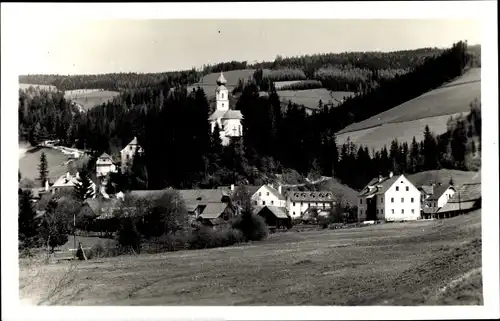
[337,68,481,136]
[19,83,57,91]
[188,69,258,98]
[336,112,464,151]
[277,89,353,109]
[408,169,481,187]
[19,210,482,305]
[18,146,70,185]
[64,89,120,110]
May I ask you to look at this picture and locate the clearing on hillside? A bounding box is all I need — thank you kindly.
[20,210,482,305]
[64,89,120,111]
[188,69,258,98]
[18,146,70,185]
[408,169,481,187]
[335,68,480,150]
[277,89,354,110]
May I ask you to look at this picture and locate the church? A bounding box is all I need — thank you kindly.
[208,72,243,146]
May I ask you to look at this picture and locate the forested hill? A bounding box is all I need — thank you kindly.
[19,45,480,92]
[19,41,480,192]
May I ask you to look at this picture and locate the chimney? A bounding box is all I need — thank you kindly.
[76,172,80,179]
[278,185,282,195]
[230,184,235,192]
[45,180,49,192]
[66,172,70,180]
[389,171,394,178]
[378,175,383,183]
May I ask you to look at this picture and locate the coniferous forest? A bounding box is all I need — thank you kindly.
[19,41,481,192]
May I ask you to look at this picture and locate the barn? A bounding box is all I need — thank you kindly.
[256,206,292,230]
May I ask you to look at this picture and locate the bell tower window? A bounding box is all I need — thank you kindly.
[221,93,224,99]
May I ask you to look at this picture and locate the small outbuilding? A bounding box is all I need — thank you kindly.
[256,206,292,230]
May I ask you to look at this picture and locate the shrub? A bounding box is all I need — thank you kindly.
[116,217,142,253]
[144,234,190,253]
[188,227,244,250]
[278,80,323,91]
[86,241,119,259]
[231,210,268,241]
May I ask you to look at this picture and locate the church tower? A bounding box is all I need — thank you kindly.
[215,72,229,111]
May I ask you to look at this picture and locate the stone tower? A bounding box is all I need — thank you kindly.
[215,72,229,111]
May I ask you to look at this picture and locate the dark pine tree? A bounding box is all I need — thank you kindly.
[38,152,49,187]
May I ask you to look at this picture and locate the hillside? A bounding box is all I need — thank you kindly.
[408,169,481,187]
[64,89,120,111]
[188,69,257,98]
[336,68,481,151]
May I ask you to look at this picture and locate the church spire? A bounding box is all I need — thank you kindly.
[217,71,227,85]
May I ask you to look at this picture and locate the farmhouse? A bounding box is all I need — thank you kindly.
[96,152,118,177]
[256,206,292,230]
[177,189,235,227]
[120,137,143,172]
[208,72,243,146]
[50,172,97,196]
[251,184,286,207]
[357,172,421,222]
[285,190,335,219]
[421,184,455,219]
[437,183,481,218]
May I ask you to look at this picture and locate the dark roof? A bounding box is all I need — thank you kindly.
[83,198,121,219]
[418,185,434,195]
[257,206,289,219]
[358,174,400,197]
[286,191,335,202]
[198,203,229,219]
[208,109,226,121]
[221,110,243,120]
[178,189,229,204]
[438,200,480,213]
[427,185,454,201]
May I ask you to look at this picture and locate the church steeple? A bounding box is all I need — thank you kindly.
[216,71,227,86]
[215,71,229,111]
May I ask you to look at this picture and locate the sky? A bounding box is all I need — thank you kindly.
[14,19,481,75]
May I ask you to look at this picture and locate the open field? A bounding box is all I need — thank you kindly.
[19,146,70,185]
[19,83,57,91]
[336,112,463,151]
[188,69,258,98]
[64,89,120,110]
[408,169,481,187]
[19,210,482,305]
[277,89,354,109]
[337,68,481,136]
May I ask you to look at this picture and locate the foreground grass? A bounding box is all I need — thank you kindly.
[19,146,70,184]
[19,210,482,305]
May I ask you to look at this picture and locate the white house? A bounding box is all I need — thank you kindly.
[357,172,421,222]
[96,152,117,177]
[285,191,336,219]
[250,184,286,208]
[50,172,96,197]
[421,184,455,218]
[208,72,243,146]
[120,137,143,172]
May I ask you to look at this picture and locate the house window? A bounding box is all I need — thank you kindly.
[381,209,384,214]
[411,209,415,214]
[381,197,384,203]
[222,103,224,108]
[221,93,224,99]
[253,201,257,205]
[262,201,266,206]
[259,192,261,196]
[396,186,399,191]
[411,198,414,203]
[401,198,404,203]
[401,209,404,214]
[360,199,363,204]
[130,146,132,151]
[126,154,129,160]
[391,209,394,214]
[293,202,296,206]
[266,192,269,196]
[322,203,325,209]
[391,198,394,203]
[360,210,363,215]
[406,186,409,191]
[301,202,303,206]
[271,200,274,205]
[376,209,379,214]
[293,212,295,215]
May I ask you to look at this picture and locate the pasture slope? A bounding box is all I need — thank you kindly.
[19,210,482,305]
[18,145,70,185]
[188,69,257,98]
[64,89,120,111]
[336,68,481,151]
[408,169,481,187]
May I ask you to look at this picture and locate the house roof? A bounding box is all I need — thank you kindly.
[286,190,335,202]
[198,202,228,219]
[264,185,286,201]
[437,200,480,213]
[418,185,434,195]
[83,198,121,219]
[221,110,243,120]
[217,72,227,85]
[427,185,454,201]
[99,152,112,159]
[128,137,139,145]
[448,183,481,203]
[128,190,167,199]
[208,109,227,121]
[358,174,400,197]
[257,206,289,219]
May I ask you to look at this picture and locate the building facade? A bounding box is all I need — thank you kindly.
[208,72,243,146]
[285,191,335,219]
[251,184,287,208]
[96,152,117,177]
[358,172,421,222]
[120,137,143,172]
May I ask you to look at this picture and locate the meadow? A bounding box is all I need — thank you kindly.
[19,210,482,305]
[18,146,70,185]
[64,89,120,111]
[276,89,354,109]
[188,69,258,98]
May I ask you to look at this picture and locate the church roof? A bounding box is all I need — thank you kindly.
[216,72,227,85]
[221,110,243,120]
[208,109,227,121]
[216,84,228,92]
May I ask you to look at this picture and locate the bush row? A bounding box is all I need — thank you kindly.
[277,80,323,91]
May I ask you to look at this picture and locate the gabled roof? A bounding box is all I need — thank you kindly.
[83,198,121,218]
[262,185,286,201]
[448,183,481,203]
[358,175,400,197]
[427,184,454,201]
[257,206,289,219]
[98,152,112,159]
[128,137,139,145]
[287,191,335,202]
[198,203,229,219]
[208,109,227,121]
[418,185,434,195]
[178,189,228,204]
[437,200,479,213]
[221,110,243,120]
